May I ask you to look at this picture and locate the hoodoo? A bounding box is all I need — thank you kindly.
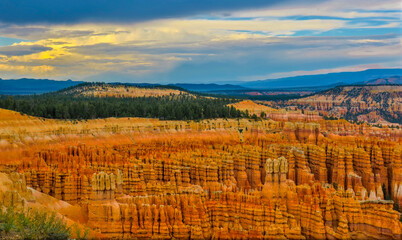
[0,107,401,239]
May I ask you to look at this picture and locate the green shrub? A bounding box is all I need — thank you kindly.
[17,210,70,240]
[0,206,72,240]
[72,223,91,240]
[0,207,16,234]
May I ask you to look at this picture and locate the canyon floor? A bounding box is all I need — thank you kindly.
[0,98,401,239]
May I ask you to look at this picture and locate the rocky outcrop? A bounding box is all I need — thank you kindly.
[0,172,33,208]
[1,108,401,239]
[289,85,402,125]
[268,110,322,122]
[16,144,402,239]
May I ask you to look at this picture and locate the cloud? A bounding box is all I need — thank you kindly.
[0,0,399,82]
[0,21,400,81]
[0,0,316,24]
[229,0,401,19]
[0,36,29,46]
[153,34,402,83]
[0,44,52,56]
[0,63,54,75]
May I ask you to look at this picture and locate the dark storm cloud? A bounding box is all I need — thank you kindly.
[0,44,52,56]
[0,0,317,24]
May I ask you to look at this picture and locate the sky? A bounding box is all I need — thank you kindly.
[0,0,401,83]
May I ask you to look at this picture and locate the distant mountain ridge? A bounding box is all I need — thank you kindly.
[241,69,402,89]
[1,69,401,95]
[169,83,247,92]
[0,78,83,95]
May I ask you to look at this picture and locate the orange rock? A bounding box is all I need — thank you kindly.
[1,108,402,239]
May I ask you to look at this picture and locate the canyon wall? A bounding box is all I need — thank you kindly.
[1,108,401,239]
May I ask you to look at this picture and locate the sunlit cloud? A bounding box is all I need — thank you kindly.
[0,0,400,82]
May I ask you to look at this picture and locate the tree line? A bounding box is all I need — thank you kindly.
[0,94,246,120]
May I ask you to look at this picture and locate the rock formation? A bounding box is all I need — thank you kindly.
[0,107,401,239]
[288,85,402,125]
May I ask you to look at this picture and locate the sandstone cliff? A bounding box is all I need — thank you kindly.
[289,85,402,125]
[1,108,401,239]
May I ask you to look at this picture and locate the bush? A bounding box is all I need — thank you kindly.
[0,207,16,234]
[72,223,90,240]
[0,206,72,240]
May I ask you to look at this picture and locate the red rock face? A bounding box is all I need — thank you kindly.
[1,109,401,239]
[288,85,402,125]
[268,111,323,122]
